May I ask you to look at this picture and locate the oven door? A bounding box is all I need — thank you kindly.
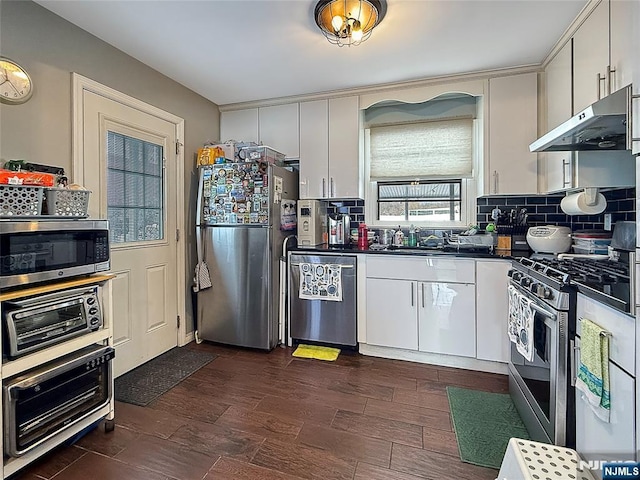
[3,344,114,457]
[508,283,565,444]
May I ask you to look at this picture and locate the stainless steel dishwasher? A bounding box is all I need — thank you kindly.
[289,253,357,346]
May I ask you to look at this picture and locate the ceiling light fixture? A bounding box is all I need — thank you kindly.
[314,0,387,47]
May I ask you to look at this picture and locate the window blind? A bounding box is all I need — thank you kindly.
[369,118,473,180]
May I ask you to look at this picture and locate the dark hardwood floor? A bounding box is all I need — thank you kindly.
[14,343,509,480]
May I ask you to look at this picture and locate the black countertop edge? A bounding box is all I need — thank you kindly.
[289,244,526,260]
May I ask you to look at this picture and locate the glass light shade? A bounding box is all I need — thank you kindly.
[315,0,386,46]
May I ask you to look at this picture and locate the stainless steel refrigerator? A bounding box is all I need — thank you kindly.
[195,161,298,349]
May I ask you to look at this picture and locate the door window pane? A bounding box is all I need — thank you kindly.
[107,132,164,243]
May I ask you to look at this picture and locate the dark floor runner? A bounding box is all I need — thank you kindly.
[115,347,216,406]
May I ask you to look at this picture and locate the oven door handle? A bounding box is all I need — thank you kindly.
[529,303,556,322]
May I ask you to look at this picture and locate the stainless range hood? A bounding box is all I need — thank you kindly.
[530,86,632,152]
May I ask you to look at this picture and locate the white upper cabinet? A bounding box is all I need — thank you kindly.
[299,100,329,199]
[220,104,299,159]
[545,41,573,193]
[633,0,640,155]
[258,103,300,159]
[486,72,538,195]
[609,0,634,93]
[220,108,259,144]
[299,96,362,200]
[573,0,609,113]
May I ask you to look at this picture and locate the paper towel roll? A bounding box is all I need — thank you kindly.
[560,191,607,215]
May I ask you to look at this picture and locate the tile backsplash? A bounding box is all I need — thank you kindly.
[315,188,636,233]
[325,200,365,223]
[476,188,635,231]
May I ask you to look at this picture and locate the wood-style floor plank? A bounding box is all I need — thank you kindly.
[44,451,170,480]
[392,388,451,412]
[205,456,306,480]
[114,433,218,480]
[254,395,339,426]
[354,462,430,480]
[250,438,357,480]
[364,398,452,431]
[213,405,304,442]
[296,422,392,468]
[331,410,424,448]
[168,420,266,460]
[390,443,498,480]
[114,401,189,439]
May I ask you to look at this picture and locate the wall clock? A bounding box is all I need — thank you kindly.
[0,57,33,104]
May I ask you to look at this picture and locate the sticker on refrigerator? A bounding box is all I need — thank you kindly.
[273,176,282,204]
[280,199,296,231]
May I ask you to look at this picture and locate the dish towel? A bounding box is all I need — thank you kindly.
[299,263,342,301]
[575,318,611,423]
[507,285,520,343]
[516,295,535,362]
[193,261,212,292]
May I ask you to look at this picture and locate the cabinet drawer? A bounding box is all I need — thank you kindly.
[577,293,635,375]
[366,256,475,283]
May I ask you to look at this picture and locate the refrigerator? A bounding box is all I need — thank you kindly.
[195,160,298,349]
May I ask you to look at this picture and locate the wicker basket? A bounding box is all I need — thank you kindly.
[43,188,90,217]
[0,185,44,217]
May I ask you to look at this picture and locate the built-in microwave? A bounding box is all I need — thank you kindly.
[0,220,110,289]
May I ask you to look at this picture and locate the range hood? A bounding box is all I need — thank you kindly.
[529,86,631,152]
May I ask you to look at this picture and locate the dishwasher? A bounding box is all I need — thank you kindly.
[288,253,357,347]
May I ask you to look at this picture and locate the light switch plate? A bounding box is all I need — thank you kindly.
[604,214,612,231]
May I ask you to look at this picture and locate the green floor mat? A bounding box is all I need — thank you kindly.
[446,386,532,469]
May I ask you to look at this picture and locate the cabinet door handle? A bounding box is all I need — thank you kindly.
[493,170,498,194]
[322,178,326,198]
[607,65,615,96]
[597,72,606,100]
[629,94,639,150]
[421,283,425,308]
[330,177,335,197]
[411,282,415,307]
[562,158,571,187]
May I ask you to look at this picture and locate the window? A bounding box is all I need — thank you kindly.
[107,132,164,243]
[365,95,479,227]
[378,180,461,222]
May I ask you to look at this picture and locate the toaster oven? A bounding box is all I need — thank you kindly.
[2,286,103,359]
[3,344,114,457]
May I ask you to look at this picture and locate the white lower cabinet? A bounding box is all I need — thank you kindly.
[366,278,418,350]
[418,282,476,357]
[476,259,511,363]
[365,256,477,356]
[576,338,636,466]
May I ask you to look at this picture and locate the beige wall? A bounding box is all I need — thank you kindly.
[0,0,221,334]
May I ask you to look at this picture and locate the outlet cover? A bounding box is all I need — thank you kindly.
[604,213,612,230]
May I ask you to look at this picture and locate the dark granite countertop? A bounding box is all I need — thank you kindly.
[290,243,524,260]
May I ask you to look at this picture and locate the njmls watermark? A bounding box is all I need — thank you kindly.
[495,460,640,480]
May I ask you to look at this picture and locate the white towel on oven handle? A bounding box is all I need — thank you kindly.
[507,285,520,344]
[517,295,535,362]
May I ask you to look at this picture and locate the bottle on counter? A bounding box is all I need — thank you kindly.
[408,225,418,247]
[357,222,368,250]
[394,227,404,246]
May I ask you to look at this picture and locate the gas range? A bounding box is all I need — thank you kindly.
[512,252,634,314]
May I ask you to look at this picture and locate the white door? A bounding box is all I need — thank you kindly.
[81,89,179,377]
